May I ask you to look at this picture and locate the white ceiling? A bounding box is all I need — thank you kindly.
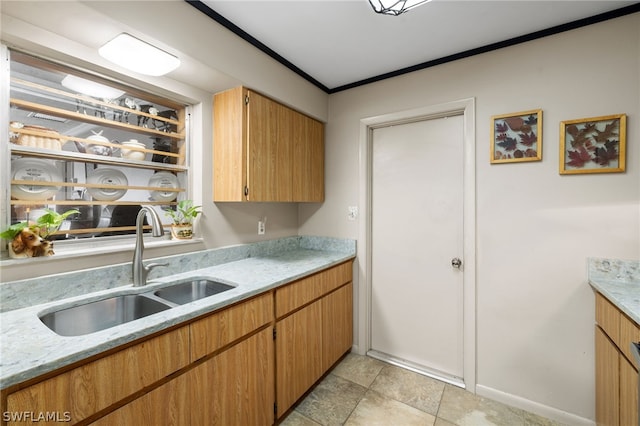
[197,0,638,92]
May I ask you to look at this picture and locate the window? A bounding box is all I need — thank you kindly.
[4,49,190,250]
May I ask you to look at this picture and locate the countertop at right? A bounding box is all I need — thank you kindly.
[588,257,640,324]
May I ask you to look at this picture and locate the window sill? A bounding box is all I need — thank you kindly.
[0,235,203,265]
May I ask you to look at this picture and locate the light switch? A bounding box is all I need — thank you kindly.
[348,206,358,221]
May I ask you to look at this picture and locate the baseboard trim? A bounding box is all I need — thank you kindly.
[475,384,595,426]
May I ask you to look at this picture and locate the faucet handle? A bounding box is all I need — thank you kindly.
[146,262,168,272]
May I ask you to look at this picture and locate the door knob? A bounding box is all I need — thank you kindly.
[451,258,462,269]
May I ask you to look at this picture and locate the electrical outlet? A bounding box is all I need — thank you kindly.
[258,220,266,235]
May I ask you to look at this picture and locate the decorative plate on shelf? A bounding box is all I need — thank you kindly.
[87,168,128,201]
[148,171,178,202]
[11,158,62,200]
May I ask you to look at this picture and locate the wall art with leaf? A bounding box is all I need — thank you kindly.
[490,109,542,164]
[559,114,626,174]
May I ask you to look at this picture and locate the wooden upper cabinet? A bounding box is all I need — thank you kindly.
[292,108,324,202]
[213,86,247,202]
[213,86,324,202]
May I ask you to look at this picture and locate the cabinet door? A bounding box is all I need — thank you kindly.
[596,326,620,426]
[620,355,638,426]
[620,312,640,370]
[276,301,323,418]
[189,327,274,426]
[322,283,353,372]
[213,86,247,201]
[247,90,290,201]
[292,110,324,202]
[90,374,189,426]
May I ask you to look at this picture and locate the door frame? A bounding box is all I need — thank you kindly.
[355,98,476,391]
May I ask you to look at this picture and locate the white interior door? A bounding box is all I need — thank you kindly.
[369,114,464,383]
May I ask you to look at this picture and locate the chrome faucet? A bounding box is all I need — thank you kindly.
[133,206,167,287]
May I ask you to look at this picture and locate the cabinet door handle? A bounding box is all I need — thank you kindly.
[451,258,462,269]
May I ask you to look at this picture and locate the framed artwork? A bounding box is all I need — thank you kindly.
[559,114,626,174]
[490,109,542,164]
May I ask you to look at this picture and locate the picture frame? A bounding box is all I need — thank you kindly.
[490,109,542,164]
[559,114,626,174]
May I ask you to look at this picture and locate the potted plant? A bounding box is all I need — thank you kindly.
[1,208,79,258]
[165,200,202,240]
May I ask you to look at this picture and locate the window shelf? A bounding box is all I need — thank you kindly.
[5,49,191,242]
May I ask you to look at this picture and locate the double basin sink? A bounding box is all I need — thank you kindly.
[39,279,235,337]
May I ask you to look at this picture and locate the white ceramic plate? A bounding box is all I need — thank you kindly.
[148,171,178,202]
[87,168,128,201]
[11,158,62,200]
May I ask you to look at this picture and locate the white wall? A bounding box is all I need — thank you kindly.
[299,13,640,422]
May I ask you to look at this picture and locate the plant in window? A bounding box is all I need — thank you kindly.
[1,208,79,258]
[164,200,201,240]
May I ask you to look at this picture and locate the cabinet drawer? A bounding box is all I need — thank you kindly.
[6,326,189,425]
[275,262,352,318]
[620,312,640,369]
[596,292,621,345]
[90,374,189,426]
[190,292,273,361]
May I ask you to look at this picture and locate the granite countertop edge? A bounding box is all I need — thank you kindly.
[588,257,640,325]
[0,242,356,390]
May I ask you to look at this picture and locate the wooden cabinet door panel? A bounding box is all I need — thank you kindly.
[620,355,639,426]
[596,326,620,426]
[596,293,621,346]
[292,110,324,202]
[6,327,189,425]
[322,283,353,372]
[90,374,189,426]
[620,313,640,370]
[247,90,283,201]
[213,86,247,201]
[276,301,322,418]
[190,327,274,426]
[190,292,273,361]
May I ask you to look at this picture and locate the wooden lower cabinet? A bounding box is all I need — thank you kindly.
[596,326,620,426]
[595,292,639,426]
[322,282,353,372]
[275,274,354,419]
[189,327,274,426]
[91,374,189,425]
[620,355,639,426]
[275,301,323,418]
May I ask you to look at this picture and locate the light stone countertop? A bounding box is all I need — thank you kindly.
[0,236,356,390]
[588,257,640,324]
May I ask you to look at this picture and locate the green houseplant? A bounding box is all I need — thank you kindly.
[165,200,201,240]
[1,208,79,257]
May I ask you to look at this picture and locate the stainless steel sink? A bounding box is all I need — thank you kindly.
[40,294,171,336]
[154,279,235,305]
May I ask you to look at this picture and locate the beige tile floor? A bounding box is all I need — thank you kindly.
[280,353,566,426]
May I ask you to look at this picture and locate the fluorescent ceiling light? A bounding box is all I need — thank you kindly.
[61,75,125,99]
[369,0,431,15]
[99,33,180,76]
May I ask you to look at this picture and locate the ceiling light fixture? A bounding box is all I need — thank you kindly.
[369,0,431,16]
[98,33,180,76]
